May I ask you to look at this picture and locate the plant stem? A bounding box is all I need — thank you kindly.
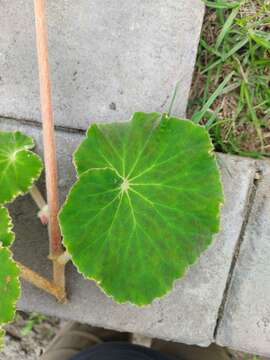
[33,0,65,292]
[56,251,71,266]
[29,185,46,209]
[18,262,66,303]
[29,185,49,225]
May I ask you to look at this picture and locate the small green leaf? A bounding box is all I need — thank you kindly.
[60,112,223,305]
[0,207,14,247]
[0,131,43,205]
[0,247,20,335]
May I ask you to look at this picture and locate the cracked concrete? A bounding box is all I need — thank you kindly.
[214,170,260,340]
[216,161,270,357]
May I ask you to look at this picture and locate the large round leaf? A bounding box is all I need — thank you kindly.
[0,131,43,205]
[0,207,14,247]
[0,246,20,347]
[60,112,223,305]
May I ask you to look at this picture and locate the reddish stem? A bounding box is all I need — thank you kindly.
[33,0,65,292]
[34,0,60,255]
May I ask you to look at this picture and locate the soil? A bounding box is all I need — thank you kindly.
[1,312,64,359]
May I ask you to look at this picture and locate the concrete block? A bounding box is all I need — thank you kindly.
[1,118,257,346]
[216,161,270,357]
[0,0,204,129]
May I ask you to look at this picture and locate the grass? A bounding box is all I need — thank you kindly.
[188,0,270,158]
[20,313,47,337]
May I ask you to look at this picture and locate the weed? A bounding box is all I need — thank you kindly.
[20,313,46,337]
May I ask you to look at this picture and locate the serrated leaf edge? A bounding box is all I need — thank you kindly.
[62,209,222,307]
[0,206,15,247]
[0,246,21,348]
[64,114,224,306]
[72,112,211,178]
[61,155,223,306]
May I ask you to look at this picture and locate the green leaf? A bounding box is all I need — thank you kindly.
[0,327,4,349]
[0,207,14,247]
[0,247,20,342]
[60,112,223,305]
[0,131,43,205]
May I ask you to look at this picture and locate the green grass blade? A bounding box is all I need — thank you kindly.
[249,30,270,50]
[216,7,240,49]
[242,82,264,150]
[191,72,234,124]
[202,37,249,74]
[203,0,241,9]
[200,38,223,57]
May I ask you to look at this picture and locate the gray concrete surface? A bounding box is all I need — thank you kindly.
[0,0,204,129]
[1,118,257,347]
[216,161,270,357]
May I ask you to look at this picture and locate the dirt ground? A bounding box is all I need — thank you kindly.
[1,312,63,359]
